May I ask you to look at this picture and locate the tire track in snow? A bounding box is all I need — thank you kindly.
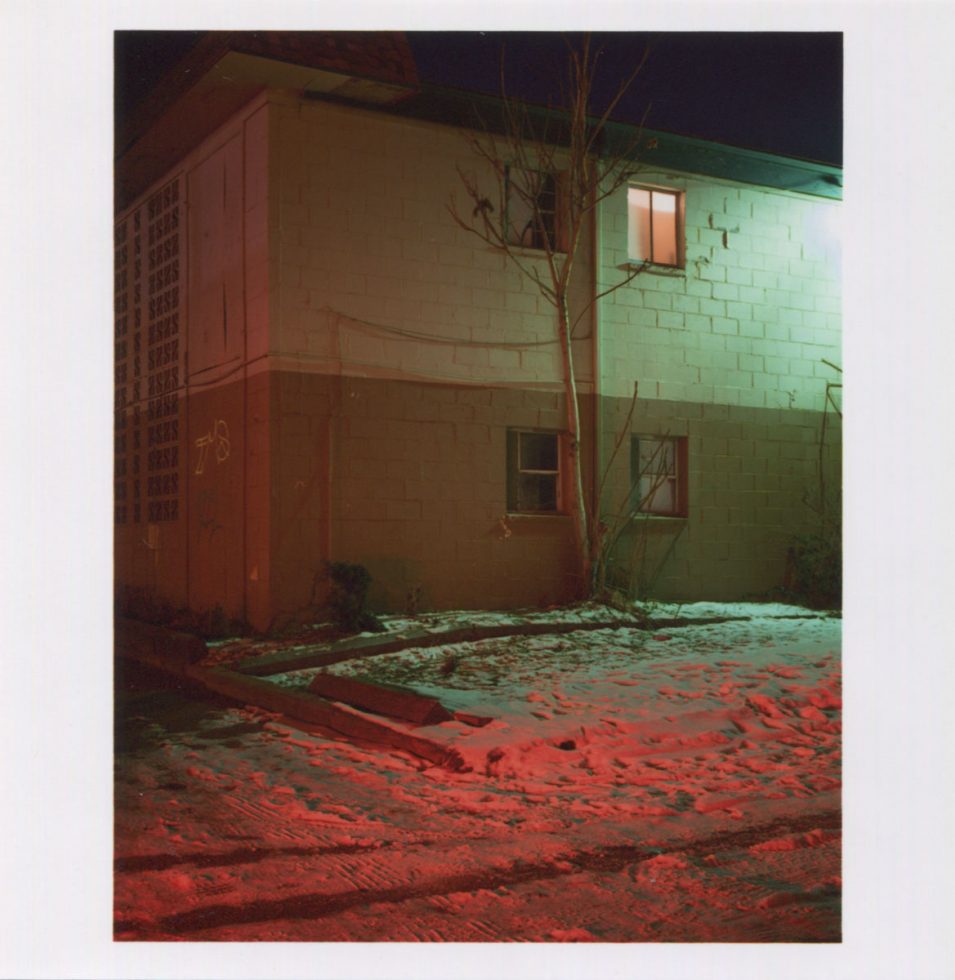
[220,794,340,844]
[130,809,840,937]
[335,854,409,892]
[114,840,383,874]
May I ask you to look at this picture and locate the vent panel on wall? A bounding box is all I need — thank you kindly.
[145,179,183,523]
[113,219,130,524]
[114,176,185,527]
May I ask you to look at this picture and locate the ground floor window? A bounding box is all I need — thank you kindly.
[630,435,688,516]
[507,429,562,513]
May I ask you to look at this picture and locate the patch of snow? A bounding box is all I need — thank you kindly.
[649,600,834,620]
[115,605,842,942]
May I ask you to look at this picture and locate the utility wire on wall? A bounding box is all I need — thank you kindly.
[319,306,559,349]
[116,305,573,415]
[118,306,558,408]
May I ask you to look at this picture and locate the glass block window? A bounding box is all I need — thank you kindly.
[133,207,143,524]
[144,178,182,523]
[113,219,130,524]
[114,176,183,527]
[507,430,562,513]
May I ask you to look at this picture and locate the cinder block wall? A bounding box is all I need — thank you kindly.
[268,94,842,612]
[269,94,592,389]
[334,377,585,612]
[116,88,842,626]
[596,172,841,599]
[265,368,592,616]
[600,173,841,410]
[267,94,594,615]
[597,397,841,600]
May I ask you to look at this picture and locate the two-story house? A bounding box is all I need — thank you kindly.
[114,32,841,632]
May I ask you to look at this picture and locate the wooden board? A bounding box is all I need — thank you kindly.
[307,672,454,726]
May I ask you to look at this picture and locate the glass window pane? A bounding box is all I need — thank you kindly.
[660,438,676,473]
[639,437,675,475]
[519,473,557,511]
[509,169,556,249]
[520,432,557,471]
[536,173,557,249]
[537,172,557,212]
[508,178,535,246]
[651,191,678,265]
[641,476,675,513]
[634,436,682,514]
[652,190,677,215]
[627,187,651,261]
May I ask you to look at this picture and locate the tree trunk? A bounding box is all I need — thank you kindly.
[557,295,592,597]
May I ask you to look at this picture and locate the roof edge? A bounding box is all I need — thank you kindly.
[314,81,842,200]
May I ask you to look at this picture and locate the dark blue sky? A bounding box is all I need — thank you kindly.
[116,31,842,165]
[407,32,842,164]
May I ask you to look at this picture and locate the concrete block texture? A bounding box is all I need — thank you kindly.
[116,372,840,625]
[601,174,840,407]
[270,97,598,391]
[596,392,839,601]
[116,91,841,629]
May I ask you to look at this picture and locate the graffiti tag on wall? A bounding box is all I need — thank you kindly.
[194,419,231,475]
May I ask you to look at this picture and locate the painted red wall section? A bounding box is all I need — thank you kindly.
[185,136,247,620]
[243,105,273,630]
[116,97,276,630]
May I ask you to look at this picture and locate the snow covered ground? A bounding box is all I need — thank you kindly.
[114,602,841,942]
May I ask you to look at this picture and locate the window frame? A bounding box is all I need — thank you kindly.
[627,184,685,269]
[629,435,688,518]
[506,428,564,515]
[505,165,564,253]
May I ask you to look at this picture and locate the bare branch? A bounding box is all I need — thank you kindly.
[571,261,649,335]
[593,431,680,594]
[449,33,656,598]
[585,43,650,160]
[596,381,639,504]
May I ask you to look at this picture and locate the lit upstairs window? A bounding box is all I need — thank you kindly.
[628,186,683,268]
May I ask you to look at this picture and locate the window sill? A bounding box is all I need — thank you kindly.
[630,512,688,522]
[492,245,567,259]
[505,511,571,520]
[619,262,685,278]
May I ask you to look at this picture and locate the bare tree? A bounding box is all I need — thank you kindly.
[448,35,653,596]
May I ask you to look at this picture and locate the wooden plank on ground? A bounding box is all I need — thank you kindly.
[115,617,208,665]
[118,635,470,769]
[307,673,454,725]
[234,628,433,676]
[183,665,467,770]
[452,711,493,728]
[234,618,654,676]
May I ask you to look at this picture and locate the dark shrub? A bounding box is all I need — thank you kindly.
[326,561,384,633]
[787,523,841,610]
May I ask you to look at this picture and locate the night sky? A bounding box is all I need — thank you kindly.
[115,31,842,165]
[407,32,842,164]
